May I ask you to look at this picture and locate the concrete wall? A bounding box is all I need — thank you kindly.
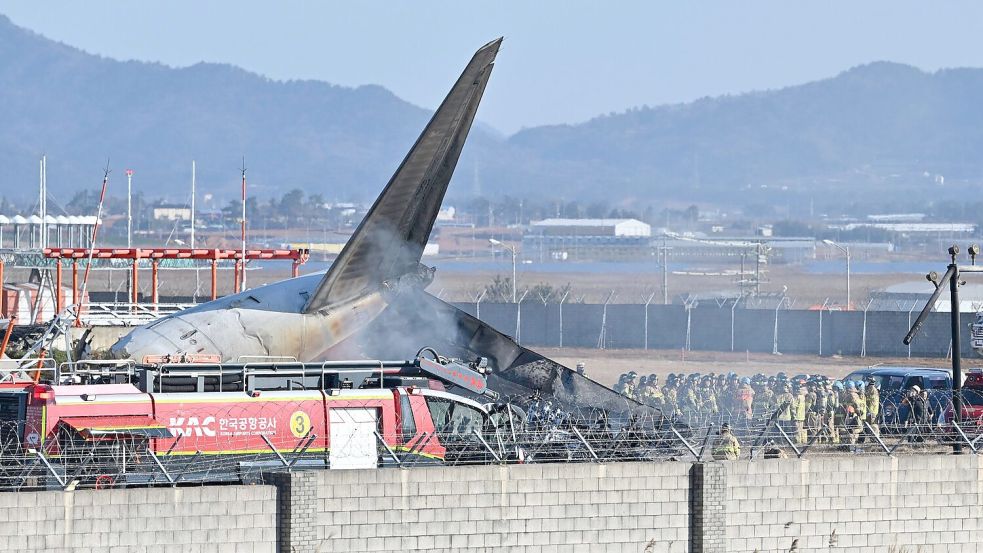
[3,455,983,552]
[453,302,970,358]
[270,463,691,553]
[725,455,983,553]
[0,485,277,553]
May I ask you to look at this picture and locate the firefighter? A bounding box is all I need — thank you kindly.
[775,383,795,439]
[712,422,741,461]
[793,385,809,444]
[753,377,776,417]
[638,376,665,409]
[613,374,631,396]
[700,375,719,416]
[663,379,680,418]
[738,377,755,419]
[826,380,840,443]
[843,381,866,446]
[625,371,638,399]
[865,377,880,438]
[806,380,822,443]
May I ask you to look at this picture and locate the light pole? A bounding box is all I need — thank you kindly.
[823,239,851,310]
[489,238,517,302]
[125,169,134,248]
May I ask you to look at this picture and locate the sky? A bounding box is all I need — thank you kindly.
[4,1,983,134]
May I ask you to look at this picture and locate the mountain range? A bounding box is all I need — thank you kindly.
[1,14,982,211]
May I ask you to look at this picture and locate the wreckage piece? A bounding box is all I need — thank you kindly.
[334,288,668,425]
[109,38,501,363]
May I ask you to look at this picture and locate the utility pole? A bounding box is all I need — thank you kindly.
[662,238,669,304]
[191,161,196,249]
[126,169,134,248]
[823,239,851,309]
[489,238,517,302]
[240,160,247,292]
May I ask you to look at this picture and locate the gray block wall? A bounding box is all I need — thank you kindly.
[3,454,983,552]
[0,485,277,553]
[282,462,691,553]
[725,455,983,553]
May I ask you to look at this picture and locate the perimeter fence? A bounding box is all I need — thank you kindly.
[2,393,982,493]
[455,301,969,358]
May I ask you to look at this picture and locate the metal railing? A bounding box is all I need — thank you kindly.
[77,302,197,326]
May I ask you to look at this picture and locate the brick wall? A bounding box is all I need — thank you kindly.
[0,485,277,553]
[725,455,983,553]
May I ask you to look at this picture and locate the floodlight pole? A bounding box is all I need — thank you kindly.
[903,244,983,454]
[489,239,518,302]
[823,239,851,309]
[125,169,134,248]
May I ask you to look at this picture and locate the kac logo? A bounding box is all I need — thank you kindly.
[169,416,216,437]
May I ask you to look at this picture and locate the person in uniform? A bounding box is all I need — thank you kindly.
[712,422,741,461]
[753,378,776,419]
[865,377,880,439]
[806,381,823,443]
[663,379,680,418]
[825,380,839,443]
[638,376,665,410]
[775,383,795,439]
[613,374,631,397]
[843,381,866,446]
[738,377,755,420]
[793,385,809,444]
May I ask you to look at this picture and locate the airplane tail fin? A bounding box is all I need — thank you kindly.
[303,38,501,313]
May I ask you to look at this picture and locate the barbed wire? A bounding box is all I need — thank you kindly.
[1,391,980,492]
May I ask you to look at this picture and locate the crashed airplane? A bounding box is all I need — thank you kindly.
[109,38,662,421]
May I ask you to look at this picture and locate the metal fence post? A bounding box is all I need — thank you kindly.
[772,295,787,355]
[818,298,829,356]
[644,292,655,350]
[730,296,742,352]
[861,299,873,357]
[515,290,529,344]
[597,291,615,349]
[558,290,569,347]
[474,289,486,320]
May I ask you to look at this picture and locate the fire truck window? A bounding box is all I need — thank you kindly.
[426,397,452,434]
[425,396,484,438]
[448,401,483,437]
[399,393,417,441]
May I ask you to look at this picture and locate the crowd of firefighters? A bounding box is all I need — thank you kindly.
[610,370,936,460]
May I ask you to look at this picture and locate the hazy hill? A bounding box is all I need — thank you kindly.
[503,61,983,206]
[0,15,460,203]
[2,14,983,210]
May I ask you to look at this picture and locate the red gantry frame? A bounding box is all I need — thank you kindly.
[41,248,311,311]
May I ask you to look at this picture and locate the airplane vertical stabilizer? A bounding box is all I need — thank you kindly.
[303,38,502,313]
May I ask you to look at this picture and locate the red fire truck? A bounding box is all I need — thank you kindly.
[0,353,509,486]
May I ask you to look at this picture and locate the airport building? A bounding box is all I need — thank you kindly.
[522,218,652,261]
